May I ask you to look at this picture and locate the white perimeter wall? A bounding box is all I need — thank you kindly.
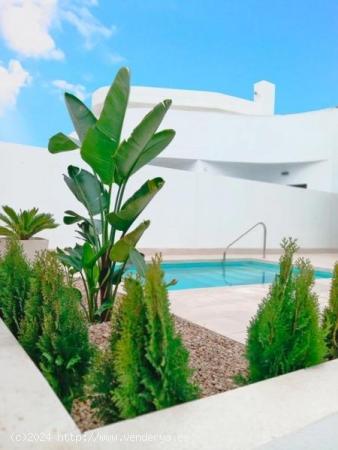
[1,142,338,251]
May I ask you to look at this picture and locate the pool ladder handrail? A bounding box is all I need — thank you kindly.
[222,222,267,263]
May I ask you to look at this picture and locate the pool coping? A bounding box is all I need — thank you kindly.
[159,256,333,272]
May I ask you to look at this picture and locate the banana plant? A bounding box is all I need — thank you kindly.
[48,67,175,322]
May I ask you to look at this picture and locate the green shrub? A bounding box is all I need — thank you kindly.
[38,284,91,411]
[142,257,199,409]
[85,348,119,423]
[19,252,59,362]
[19,276,43,362]
[87,257,198,423]
[0,246,90,411]
[244,238,326,383]
[323,262,338,359]
[20,251,91,411]
[113,277,154,418]
[0,239,31,336]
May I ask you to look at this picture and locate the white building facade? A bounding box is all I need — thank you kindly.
[1,81,338,251]
[94,81,338,193]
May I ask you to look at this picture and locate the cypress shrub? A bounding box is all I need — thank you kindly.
[245,238,326,383]
[19,254,48,362]
[0,239,31,337]
[21,251,91,411]
[19,277,42,362]
[113,277,154,418]
[85,348,118,423]
[286,258,327,369]
[0,247,91,411]
[323,262,338,359]
[38,284,91,411]
[142,256,199,409]
[87,256,198,423]
[85,295,127,424]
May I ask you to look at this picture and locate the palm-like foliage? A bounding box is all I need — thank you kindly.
[0,206,58,240]
[48,67,175,322]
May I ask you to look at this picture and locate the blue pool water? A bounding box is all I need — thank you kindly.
[134,260,332,291]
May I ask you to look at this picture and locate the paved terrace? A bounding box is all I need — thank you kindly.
[155,251,337,343]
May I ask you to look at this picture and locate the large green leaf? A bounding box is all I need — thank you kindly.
[64,165,109,216]
[107,177,164,232]
[48,132,80,154]
[96,67,130,144]
[111,266,124,285]
[110,220,150,262]
[129,248,147,277]
[130,129,175,175]
[64,93,97,143]
[63,211,101,236]
[82,242,96,268]
[115,100,172,183]
[1,205,18,224]
[63,210,86,225]
[80,68,130,185]
[57,245,84,272]
[82,242,109,269]
[76,223,99,247]
[0,226,14,237]
[80,126,116,185]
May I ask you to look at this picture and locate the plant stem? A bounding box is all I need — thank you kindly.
[80,271,92,322]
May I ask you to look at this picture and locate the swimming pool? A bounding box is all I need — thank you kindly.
[138,260,332,291]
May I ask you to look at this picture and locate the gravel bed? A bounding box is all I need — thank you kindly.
[72,316,247,431]
[174,316,247,396]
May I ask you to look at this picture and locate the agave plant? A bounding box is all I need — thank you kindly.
[48,67,175,322]
[0,206,58,240]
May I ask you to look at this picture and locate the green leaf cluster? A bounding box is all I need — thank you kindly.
[244,238,327,383]
[86,256,198,423]
[0,206,58,240]
[48,67,175,322]
[0,240,31,336]
[323,262,338,359]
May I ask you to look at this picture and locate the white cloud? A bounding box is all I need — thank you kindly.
[52,79,87,101]
[61,5,115,50]
[106,52,126,65]
[0,59,31,115]
[0,0,64,60]
[0,0,116,59]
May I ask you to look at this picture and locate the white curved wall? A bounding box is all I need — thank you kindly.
[93,85,338,192]
[93,80,276,116]
[118,106,337,164]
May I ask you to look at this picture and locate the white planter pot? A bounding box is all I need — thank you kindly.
[0,237,49,261]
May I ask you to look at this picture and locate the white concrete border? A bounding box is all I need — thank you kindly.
[0,320,78,450]
[2,314,338,450]
[85,360,338,450]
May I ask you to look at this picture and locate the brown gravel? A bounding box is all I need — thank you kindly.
[72,315,247,432]
[72,399,104,432]
[174,316,247,397]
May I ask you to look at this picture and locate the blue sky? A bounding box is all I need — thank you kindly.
[0,0,337,147]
